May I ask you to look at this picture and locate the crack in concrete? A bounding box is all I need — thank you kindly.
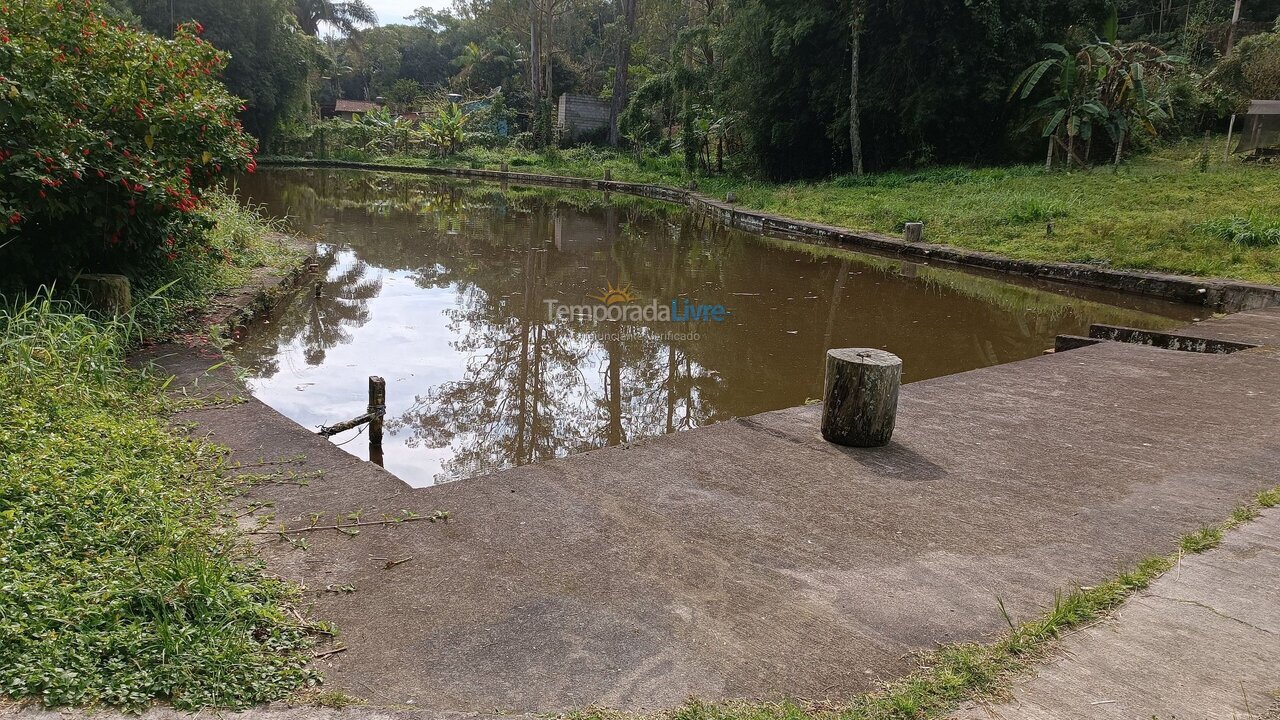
[1145,593,1278,636]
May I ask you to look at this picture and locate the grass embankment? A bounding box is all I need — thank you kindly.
[568,488,1280,720]
[0,192,316,711]
[273,138,1280,285]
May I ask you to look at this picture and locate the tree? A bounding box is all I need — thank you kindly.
[1211,23,1280,109]
[719,0,1119,178]
[1011,39,1182,168]
[127,0,318,146]
[1010,44,1104,169]
[848,0,865,175]
[608,0,639,146]
[292,0,378,36]
[385,78,424,112]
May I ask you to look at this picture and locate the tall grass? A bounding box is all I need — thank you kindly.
[1198,213,1280,247]
[0,299,316,708]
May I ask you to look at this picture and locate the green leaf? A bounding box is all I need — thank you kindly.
[1042,108,1067,137]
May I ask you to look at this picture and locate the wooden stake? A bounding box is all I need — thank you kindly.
[368,376,385,448]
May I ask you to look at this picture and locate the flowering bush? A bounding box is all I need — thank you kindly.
[0,0,256,287]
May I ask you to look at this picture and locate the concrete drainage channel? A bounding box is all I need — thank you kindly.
[1056,324,1263,354]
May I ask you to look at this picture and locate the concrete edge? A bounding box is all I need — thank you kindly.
[259,158,1280,313]
[207,232,318,344]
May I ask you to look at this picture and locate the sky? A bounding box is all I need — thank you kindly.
[365,0,452,25]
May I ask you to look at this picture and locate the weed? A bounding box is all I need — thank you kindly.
[1004,194,1070,224]
[126,189,303,340]
[309,690,364,709]
[1180,526,1224,553]
[1257,488,1280,508]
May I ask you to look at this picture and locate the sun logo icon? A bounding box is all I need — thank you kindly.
[588,280,639,306]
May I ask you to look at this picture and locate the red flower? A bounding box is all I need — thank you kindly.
[7,211,20,225]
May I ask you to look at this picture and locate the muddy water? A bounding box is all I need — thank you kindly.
[231,168,1198,487]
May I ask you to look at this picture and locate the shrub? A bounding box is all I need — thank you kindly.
[0,0,256,289]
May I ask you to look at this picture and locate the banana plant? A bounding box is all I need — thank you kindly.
[1011,40,1182,169]
[423,103,471,157]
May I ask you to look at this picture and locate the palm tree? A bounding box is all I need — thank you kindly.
[292,0,378,37]
[451,41,514,92]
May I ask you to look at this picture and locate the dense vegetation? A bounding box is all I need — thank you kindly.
[0,0,1276,712]
[1,0,317,710]
[96,0,1280,180]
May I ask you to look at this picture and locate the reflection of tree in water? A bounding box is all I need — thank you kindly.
[234,246,382,379]
[586,211,723,448]
[385,204,730,483]
[238,167,1168,486]
[389,210,599,482]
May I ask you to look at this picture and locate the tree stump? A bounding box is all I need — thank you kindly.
[904,222,924,243]
[821,348,901,447]
[74,273,132,316]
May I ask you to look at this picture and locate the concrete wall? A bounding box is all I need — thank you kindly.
[557,94,611,139]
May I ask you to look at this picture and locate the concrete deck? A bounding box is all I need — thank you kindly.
[139,307,1280,714]
[952,507,1280,719]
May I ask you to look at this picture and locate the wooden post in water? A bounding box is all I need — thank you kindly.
[904,222,924,243]
[367,376,385,448]
[821,348,901,447]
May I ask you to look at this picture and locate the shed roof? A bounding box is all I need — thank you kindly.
[1246,100,1280,116]
[334,100,381,114]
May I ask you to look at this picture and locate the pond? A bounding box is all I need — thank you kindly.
[232,168,1198,487]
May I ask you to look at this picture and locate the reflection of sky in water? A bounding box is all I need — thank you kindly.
[244,250,470,483]
[231,169,1199,488]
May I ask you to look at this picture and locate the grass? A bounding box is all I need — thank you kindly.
[560,487,1280,720]
[0,197,318,710]
[266,137,1280,285]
